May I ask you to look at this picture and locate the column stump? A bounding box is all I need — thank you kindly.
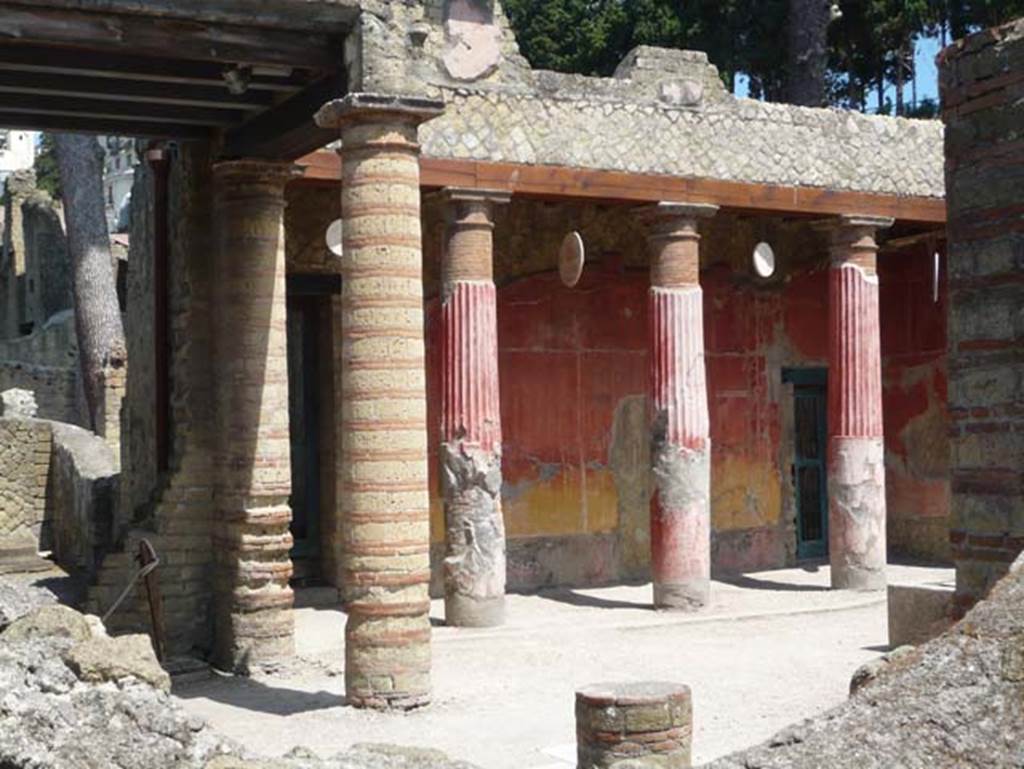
[576,682,692,769]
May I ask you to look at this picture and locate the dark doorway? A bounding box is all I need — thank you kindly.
[285,273,340,585]
[783,368,829,559]
[286,292,322,575]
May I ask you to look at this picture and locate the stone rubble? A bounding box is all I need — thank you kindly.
[0,576,479,769]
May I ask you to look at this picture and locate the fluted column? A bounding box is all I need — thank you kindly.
[211,160,299,672]
[827,214,893,591]
[637,202,718,610]
[315,93,443,709]
[439,188,510,627]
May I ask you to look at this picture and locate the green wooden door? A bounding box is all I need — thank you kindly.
[784,369,829,559]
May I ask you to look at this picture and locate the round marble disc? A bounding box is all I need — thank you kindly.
[753,241,775,278]
[326,219,343,257]
[559,231,585,287]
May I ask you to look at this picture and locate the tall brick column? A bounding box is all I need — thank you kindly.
[211,160,299,671]
[638,202,718,611]
[315,94,443,709]
[439,188,510,627]
[827,214,893,591]
[940,20,1024,615]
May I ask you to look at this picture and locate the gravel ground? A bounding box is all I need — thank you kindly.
[174,563,952,769]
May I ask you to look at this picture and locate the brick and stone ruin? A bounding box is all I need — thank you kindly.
[0,1,1021,767]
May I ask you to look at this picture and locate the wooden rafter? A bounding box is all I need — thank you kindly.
[0,4,339,68]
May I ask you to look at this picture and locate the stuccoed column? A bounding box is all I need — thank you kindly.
[638,202,718,611]
[211,160,299,671]
[315,94,443,709]
[828,215,893,591]
[440,188,510,627]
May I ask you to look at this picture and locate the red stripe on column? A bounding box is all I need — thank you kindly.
[441,281,501,451]
[829,263,883,438]
[649,286,709,450]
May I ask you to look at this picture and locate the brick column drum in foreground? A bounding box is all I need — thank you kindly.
[638,202,718,610]
[211,160,299,671]
[576,681,693,768]
[315,94,443,708]
[827,214,893,591]
[440,188,510,627]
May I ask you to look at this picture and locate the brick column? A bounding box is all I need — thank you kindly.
[439,188,510,627]
[211,160,299,671]
[315,93,443,709]
[638,202,718,611]
[827,214,893,591]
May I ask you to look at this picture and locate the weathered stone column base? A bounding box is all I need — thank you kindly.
[829,436,887,591]
[651,443,711,610]
[442,442,506,627]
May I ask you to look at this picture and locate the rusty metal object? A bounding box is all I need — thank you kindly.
[138,539,166,662]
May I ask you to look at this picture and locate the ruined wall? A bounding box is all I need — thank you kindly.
[0,311,86,427]
[0,171,71,339]
[0,416,116,575]
[353,3,944,200]
[89,142,218,656]
[940,18,1024,613]
[0,417,51,545]
[879,247,951,562]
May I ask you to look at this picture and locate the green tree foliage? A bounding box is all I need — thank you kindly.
[504,0,1024,114]
[33,133,62,200]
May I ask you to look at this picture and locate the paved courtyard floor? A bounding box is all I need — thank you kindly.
[175,562,953,768]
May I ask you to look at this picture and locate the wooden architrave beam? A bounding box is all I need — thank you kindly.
[0,69,275,110]
[0,0,360,34]
[0,4,339,69]
[0,109,211,138]
[1,92,247,126]
[297,151,948,224]
[223,74,345,160]
[0,43,309,91]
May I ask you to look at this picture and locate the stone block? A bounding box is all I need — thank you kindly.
[0,389,38,418]
[888,582,954,648]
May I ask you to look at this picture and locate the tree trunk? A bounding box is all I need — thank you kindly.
[785,0,831,106]
[53,133,126,435]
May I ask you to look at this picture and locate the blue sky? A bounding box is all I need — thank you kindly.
[735,35,943,112]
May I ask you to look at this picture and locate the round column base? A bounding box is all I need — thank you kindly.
[831,565,887,592]
[445,593,505,627]
[653,580,709,611]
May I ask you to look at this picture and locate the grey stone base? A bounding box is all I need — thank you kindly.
[653,579,709,611]
[445,593,504,627]
[888,582,953,647]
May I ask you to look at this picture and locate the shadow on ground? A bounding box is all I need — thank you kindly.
[532,587,653,610]
[175,676,345,716]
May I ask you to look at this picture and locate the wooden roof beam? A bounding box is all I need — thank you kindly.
[0,69,275,110]
[0,4,340,69]
[0,44,309,91]
[0,109,211,138]
[297,151,947,225]
[1,92,247,126]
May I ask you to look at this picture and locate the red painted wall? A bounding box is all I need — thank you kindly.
[879,246,951,561]
[424,248,950,582]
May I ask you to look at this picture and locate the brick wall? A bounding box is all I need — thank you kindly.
[0,416,116,574]
[0,417,51,544]
[91,142,218,656]
[940,18,1024,613]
